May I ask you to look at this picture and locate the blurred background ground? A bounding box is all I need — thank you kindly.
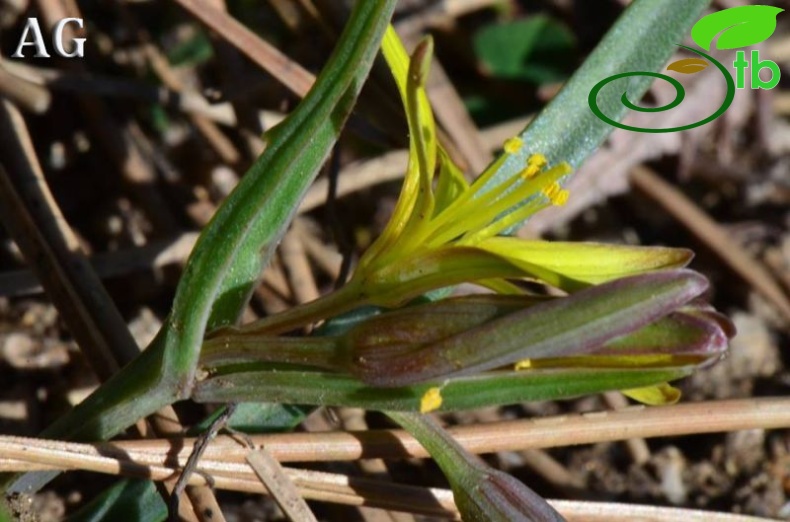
[0,0,789,520]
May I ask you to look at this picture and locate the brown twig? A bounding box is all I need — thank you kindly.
[1,60,239,125]
[0,100,135,376]
[0,61,51,113]
[247,449,319,522]
[0,97,208,521]
[281,227,321,306]
[297,219,343,282]
[424,56,491,173]
[119,3,241,166]
[172,0,314,98]
[336,407,417,522]
[0,397,781,468]
[0,233,199,297]
[602,391,651,465]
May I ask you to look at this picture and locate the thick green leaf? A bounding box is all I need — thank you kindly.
[162,0,397,385]
[486,0,710,195]
[691,5,783,51]
[193,366,691,411]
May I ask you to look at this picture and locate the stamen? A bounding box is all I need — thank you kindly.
[470,198,544,242]
[542,182,570,206]
[459,161,572,242]
[516,154,548,180]
[503,137,523,154]
[424,171,523,246]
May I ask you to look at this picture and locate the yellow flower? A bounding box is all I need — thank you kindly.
[230,27,691,336]
[348,27,690,306]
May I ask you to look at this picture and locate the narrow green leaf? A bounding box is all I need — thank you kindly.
[188,403,309,435]
[193,366,692,412]
[691,5,783,51]
[37,0,396,444]
[68,480,166,522]
[4,1,397,495]
[162,0,398,385]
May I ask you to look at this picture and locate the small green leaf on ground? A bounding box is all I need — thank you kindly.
[473,15,575,84]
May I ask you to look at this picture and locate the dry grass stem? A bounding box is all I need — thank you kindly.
[1,397,786,471]
[246,449,319,522]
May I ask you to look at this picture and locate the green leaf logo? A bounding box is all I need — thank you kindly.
[691,5,783,51]
[667,58,709,74]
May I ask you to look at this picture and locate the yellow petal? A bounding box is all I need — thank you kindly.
[402,36,437,235]
[365,246,523,306]
[381,26,410,96]
[420,387,443,413]
[515,355,690,369]
[622,383,681,405]
[362,28,438,265]
[480,239,693,291]
[434,148,470,214]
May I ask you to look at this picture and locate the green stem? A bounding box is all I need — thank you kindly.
[220,281,367,336]
[387,412,565,521]
[200,334,343,372]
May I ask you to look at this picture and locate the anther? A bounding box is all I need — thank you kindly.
[503,137,523,154]
[542,182,569,206]
[521,153,547,179]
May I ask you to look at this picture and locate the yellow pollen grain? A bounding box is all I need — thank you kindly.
[514,359,533,370]
[503,137,523,154]
[420,387,443,413]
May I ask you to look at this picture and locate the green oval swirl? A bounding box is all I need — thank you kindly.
[588,45,735,133]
